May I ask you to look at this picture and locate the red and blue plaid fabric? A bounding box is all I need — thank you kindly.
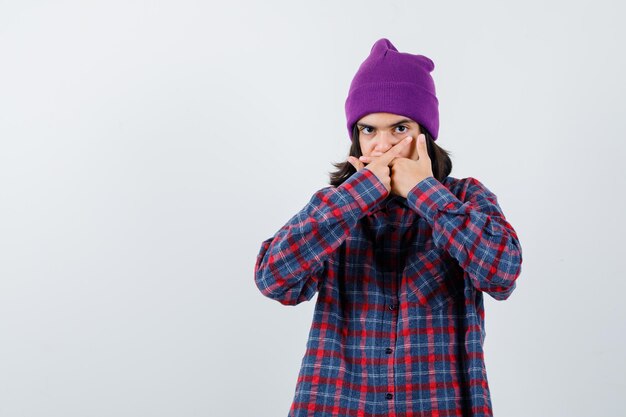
[254,167,523,417]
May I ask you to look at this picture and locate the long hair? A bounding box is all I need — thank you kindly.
[328,123,453,187]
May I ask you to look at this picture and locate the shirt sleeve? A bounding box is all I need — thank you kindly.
[406,176,523,301]
[254,168,388,306]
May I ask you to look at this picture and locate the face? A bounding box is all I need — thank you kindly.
[356,112,422,160]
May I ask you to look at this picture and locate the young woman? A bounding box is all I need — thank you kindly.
[254,38,523,417]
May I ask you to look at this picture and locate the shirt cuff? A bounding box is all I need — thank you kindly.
[338,168,389,215]
[406,176,463,223]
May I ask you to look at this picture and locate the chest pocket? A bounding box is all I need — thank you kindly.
[402,246,463,311]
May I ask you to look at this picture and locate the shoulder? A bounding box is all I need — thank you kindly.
[441,175,498,201]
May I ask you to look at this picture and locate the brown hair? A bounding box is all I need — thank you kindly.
[328,123,453,187]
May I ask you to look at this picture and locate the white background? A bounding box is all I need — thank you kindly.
[1,1,624,416]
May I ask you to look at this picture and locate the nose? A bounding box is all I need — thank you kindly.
[373,132,394,153]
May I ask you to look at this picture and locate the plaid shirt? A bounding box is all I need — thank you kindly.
[254,167,522,417]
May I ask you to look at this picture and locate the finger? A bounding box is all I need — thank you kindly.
[377,136,413,165]
[360,136,413,164]
[416,134,427,160]
[347,156,364,171]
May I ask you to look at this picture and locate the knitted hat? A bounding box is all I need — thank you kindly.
[344,38,439,141]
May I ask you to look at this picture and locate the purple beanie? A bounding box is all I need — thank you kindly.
[344,38,439,141]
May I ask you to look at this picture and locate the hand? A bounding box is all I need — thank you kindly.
[357,134,434,198]
[346,136,413,193]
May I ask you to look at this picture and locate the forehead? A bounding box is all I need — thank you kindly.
[357,112,416,126]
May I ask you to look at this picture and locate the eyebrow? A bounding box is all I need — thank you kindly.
[356,118,414,128]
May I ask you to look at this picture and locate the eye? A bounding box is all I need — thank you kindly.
[360,126,374,135]
[396,125,408,133]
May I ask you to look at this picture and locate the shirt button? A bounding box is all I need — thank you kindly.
[385,348,393,354]
[386,393,393,400]
[388,304,395,310]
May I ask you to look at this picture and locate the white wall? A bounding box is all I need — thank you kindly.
[0,1,624,416]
